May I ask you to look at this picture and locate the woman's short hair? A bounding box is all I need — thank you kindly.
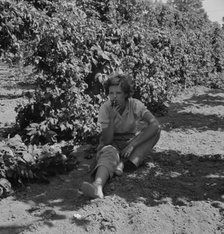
[104,73,134,98]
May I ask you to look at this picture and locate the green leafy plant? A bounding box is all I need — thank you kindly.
[0,0,223,146]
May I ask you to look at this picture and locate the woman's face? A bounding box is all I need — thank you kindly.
[108,85,127,107]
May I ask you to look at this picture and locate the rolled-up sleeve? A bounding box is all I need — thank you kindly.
[133,99,150,119]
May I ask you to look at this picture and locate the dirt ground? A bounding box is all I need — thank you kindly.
[0,70,224,234]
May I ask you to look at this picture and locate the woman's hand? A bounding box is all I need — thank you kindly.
[109,101,120,121]
[121,144,134,159]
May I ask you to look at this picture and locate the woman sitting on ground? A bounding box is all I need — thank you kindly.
[81,73,161,199]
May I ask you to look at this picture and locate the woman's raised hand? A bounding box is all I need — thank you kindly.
[109,100,120,120]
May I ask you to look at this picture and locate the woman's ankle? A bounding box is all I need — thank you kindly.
[92,182,104,198]
[115,162,124,176]
[94,179,103,187]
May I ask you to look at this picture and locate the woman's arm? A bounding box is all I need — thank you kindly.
[98,105,119,149]
[121,111,161,158]
[100,119,115,146]
[132,111,161,148]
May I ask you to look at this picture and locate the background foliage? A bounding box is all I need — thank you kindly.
[1,0,224,144]
[0,0,224,188]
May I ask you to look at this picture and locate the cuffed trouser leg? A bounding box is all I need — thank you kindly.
[92,145,120,178]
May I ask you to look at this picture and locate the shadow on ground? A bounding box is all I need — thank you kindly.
[12,148,224,211]
[106,150,224,206]
[160,89,224,132]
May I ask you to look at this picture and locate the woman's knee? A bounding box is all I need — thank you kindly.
[141,125,161,141]
[97,145,120,163]
[155,127,161,141]
[95,145,120,177]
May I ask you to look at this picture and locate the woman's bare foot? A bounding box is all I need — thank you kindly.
[81,182,104,199]
[115,162,124,176]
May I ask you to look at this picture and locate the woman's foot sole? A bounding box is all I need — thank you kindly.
[81,182,103,199]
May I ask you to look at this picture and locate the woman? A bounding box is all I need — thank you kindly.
[81,73,161,199]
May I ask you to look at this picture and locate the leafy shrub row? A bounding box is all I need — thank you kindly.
[0,0,224,146]
[0,134,79,197]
